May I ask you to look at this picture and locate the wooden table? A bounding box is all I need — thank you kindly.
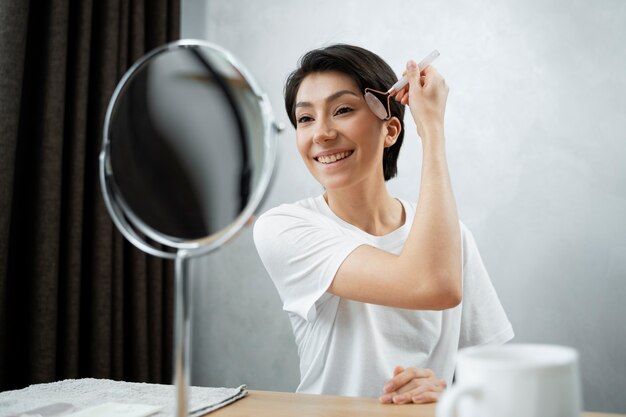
[211,390,624,417]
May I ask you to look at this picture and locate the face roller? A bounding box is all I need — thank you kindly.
[364,49,440,120]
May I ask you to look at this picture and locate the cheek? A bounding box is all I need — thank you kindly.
[353,122,385,153]
[295,132,310,161]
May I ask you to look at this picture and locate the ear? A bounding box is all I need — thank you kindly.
[383,116,402,148]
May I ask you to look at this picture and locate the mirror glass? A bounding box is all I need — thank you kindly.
[101,40,277,254]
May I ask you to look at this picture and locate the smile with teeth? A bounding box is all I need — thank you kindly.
[315,150,354,164]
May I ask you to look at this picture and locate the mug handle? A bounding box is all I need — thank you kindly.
[436,384,483,417]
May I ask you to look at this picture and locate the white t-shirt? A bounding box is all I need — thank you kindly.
[253,195,514,398]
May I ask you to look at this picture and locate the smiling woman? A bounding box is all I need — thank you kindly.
[253,44,514,403]
[294,73,395,192]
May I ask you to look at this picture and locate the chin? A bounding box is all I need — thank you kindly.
[308,166,359,191]
[317,177,353,191]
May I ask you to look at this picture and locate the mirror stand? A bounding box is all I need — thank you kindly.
[174,250,193,417]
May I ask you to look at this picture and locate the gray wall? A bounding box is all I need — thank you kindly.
[182,0,626,412]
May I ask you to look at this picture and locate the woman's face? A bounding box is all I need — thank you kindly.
[294,71,390,191]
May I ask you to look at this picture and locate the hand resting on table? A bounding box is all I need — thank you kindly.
[379,366,447,404]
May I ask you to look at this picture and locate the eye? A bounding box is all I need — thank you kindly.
[297,115,313,124]
[334,106,353,116]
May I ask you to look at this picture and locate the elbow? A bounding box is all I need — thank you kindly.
[437,269,462,309]
[438,283,462,309]
[414,270,462,310]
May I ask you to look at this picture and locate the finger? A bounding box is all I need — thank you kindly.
[405,60,422,91]
[396,376,446,395]
[406,380,446,397]
[391,392,414,405]
[412,390,442,404]
[393,384,445,404]
[381,366,406,401]
[386,368,434,392]
[379,393,393,404]
[386,381,442,403]
[421,65,445,88]
[384,366,404,392]
[394,91,407,103]
[395,379,422,395]
[394,82,409,98]
[420,64,439,77]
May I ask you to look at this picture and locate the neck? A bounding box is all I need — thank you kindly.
[324,177,405,236]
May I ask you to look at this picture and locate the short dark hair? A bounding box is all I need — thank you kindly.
[284,44,405,181]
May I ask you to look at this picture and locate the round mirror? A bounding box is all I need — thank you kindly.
[99,39,280,416]
[99,39,279,259]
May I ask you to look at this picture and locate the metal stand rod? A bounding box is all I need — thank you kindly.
[174,251,192,417]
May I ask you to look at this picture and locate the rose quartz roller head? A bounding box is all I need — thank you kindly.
[364,49,440,119]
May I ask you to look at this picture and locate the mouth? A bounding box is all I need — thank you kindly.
[314,150,354,164]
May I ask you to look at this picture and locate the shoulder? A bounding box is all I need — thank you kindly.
[257,198,317,222]
[255,197,326,231]
[253,196,338,247]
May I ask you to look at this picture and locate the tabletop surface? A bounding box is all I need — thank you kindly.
[210,390,624,417]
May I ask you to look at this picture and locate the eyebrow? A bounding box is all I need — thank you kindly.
[295,89,360,109]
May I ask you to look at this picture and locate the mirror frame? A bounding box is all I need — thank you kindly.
[99,39,280,259]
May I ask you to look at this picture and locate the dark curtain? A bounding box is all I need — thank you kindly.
[0,0,180,390]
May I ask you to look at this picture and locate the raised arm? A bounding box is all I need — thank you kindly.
[328,61,462,310]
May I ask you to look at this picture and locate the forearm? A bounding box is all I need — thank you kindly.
[400,132,462,305]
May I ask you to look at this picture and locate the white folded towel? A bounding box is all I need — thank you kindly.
[0,378,247,417]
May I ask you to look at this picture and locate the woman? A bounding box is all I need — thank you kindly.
[253,44,513,404]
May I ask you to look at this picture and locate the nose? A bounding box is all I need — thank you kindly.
[312,118,337,144]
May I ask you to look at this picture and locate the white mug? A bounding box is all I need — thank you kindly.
[437,344,582,417]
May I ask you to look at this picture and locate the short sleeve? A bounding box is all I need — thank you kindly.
[253,205,363,322]
[458,222,514,348]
